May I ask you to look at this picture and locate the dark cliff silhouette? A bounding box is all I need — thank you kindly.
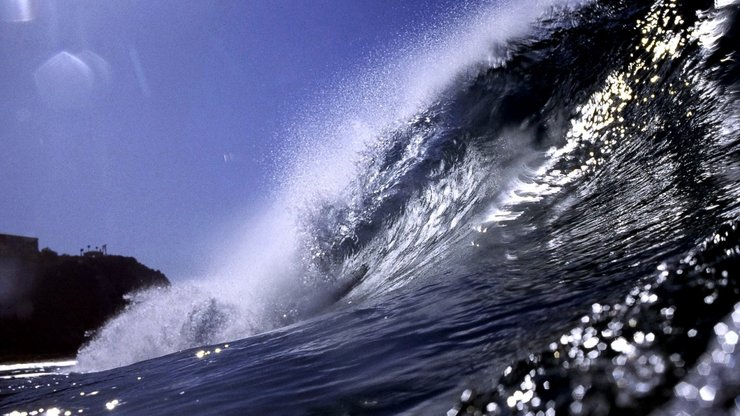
[0,248,169,362]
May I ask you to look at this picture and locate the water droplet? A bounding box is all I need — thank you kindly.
[699,385,716,402]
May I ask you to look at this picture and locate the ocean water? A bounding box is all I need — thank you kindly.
[2,0,740,415]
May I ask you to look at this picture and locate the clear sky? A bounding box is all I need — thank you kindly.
[0,0,469,279]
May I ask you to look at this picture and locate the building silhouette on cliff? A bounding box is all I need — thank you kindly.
[0,233,39,259]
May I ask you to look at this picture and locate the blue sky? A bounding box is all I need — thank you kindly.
[0,0,468,279]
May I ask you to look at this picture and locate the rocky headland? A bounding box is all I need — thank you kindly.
[0,243,169,362]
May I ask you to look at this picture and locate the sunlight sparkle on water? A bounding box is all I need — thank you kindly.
[5,408,75,416]
[195,344,229,359]
[104,400,119,411]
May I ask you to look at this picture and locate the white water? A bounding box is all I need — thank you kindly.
[74,0,587,373]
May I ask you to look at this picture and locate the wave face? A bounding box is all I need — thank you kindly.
[2,0,739,415]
